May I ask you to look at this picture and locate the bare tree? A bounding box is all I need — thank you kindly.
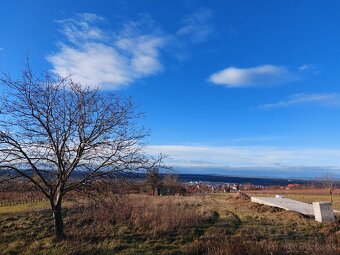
[163,173,179,186]
[0,64,163,241]
[145,167,161,195]
[321,172,336,203]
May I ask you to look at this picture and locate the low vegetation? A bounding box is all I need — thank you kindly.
[0,192,339,255]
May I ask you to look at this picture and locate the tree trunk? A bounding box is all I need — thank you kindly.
[52,199,65,241]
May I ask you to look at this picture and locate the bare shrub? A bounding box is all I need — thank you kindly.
[183,233,339,255]
[83,195,208,238]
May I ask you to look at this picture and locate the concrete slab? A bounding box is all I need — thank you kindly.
[251,197,338,222]
[251,197,314,215]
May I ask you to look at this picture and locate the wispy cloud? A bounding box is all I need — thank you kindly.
[259,93,340,109]
[209,65,298,88]
[177,8,215,43]
[147,145,340,172]
[58,13,106,44]
[298,64,320,74]
[47,13,167,89]
[233,135,280,144]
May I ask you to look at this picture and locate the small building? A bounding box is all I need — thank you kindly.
[154,186,176,196]
[287,183,300,189]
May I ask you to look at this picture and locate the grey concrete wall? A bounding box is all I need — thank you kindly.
[313,202,335,223]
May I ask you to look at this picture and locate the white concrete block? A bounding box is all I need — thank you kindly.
[313,202,335,223]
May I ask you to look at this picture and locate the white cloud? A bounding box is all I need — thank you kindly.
[147,144,340,172]
[177,8,214,43]
[48,10,216,89]
[48,13,167,89]
[209,65,298,88]
[259,93,340,109]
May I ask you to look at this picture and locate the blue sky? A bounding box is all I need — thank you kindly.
[1,0,340,178]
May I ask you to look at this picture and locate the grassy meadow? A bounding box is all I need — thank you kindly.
[0,192,339,255]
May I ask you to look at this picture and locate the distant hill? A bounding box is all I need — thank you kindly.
[175,174,309,186]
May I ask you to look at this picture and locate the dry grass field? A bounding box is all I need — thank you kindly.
[0,192,339,255]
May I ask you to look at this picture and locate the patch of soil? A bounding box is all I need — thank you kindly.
[279,210,307,220]
[250,203,284,213]
[235,192,251,201]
